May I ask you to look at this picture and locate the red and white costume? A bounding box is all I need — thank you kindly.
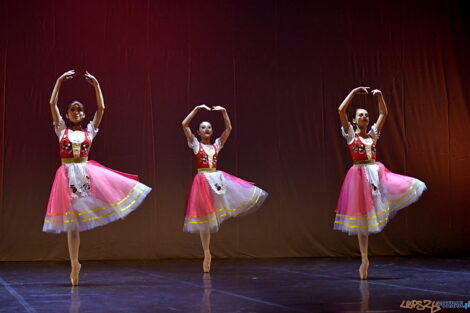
[184,137,268,233]
[334,123,426,235]
[43,118,152,233]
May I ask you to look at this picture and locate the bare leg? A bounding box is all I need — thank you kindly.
[199,231,211,273]
[67,229,81,286]
[357,232,369,280]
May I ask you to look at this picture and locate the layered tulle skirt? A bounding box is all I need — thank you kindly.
[334,161,426,235]
[43,160,152,233]
[184,170,268,233]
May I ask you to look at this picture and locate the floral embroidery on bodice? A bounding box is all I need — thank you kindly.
[195,143,218,169]
[348,133,377,162]
[59,128,92,159]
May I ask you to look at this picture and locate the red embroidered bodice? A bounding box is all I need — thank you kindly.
[195,143,218,169]
[348,133,376,162]
[59,129,92,158]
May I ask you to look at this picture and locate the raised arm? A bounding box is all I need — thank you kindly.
[182,104,211,144]
[85,71,105,129]
[371,89,388,133]
[338,86,370,131]
[212,106,232,146]
[50,70,75,126]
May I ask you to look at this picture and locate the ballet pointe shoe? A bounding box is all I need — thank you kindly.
[359,258,369,280]
[70,263,81,286]
[203,253,212,273]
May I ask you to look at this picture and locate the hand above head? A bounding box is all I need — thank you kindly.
[352,87,370,95]
[196,104,212,111]
[372,88,388,132]
[59,70,75,82]
[371,89,382,96]
[51,70,75,124]
[85,71,99,86]
[212,105,226,112]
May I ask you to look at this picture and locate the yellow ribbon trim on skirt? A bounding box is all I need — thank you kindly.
[334,182,424,228]
[184,188,263,225]
[45,185,144,223]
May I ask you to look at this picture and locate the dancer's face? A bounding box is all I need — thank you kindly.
[354,109,369,128]
[198,121,213,140]
[67,103,85,124]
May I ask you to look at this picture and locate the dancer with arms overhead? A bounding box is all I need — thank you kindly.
[43,70,152,285]
[182,104,268,272]
[335,87,426,279]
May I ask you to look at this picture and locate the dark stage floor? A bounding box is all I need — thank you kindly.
[0,257,469,313]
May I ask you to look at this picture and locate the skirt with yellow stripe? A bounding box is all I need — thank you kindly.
[43,160,152,233]
[184,170,268,233]
[334,161,426,235]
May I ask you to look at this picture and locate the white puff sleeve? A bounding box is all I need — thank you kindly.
[341,123,355,144]
[214,138,223,152]
[54,117,66,139]
[188,136,200,154]
[369,123,380,142]
[86,121,99,139]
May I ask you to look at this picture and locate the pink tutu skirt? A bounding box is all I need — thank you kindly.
[43,160,152,233]
[184,170,268,233]
[334,161,426,235]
